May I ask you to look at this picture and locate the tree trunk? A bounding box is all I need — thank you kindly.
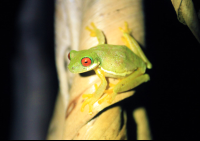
[47,0,151,140]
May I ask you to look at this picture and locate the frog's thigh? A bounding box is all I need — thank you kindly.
[114,68,150,94]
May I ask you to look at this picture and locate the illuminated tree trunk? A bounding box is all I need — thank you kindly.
[47,0,151,140]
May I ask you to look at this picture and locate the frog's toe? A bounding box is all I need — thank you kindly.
[81,98,92,112]
[88,103,93,115]
[119,21,131,34]
[90,22,97,28]
[85,22,98,37]
[86,26,96,37]
[82,94,93,98]
[81,94,97,114]
[81,99,88,112]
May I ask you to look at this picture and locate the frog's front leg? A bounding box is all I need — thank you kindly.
[86,22,106,45]
[81,68,107,115]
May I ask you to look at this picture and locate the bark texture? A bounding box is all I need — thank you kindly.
[47,0,151,140]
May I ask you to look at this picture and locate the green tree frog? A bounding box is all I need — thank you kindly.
[68,22,152,114]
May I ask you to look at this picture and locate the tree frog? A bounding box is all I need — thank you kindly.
[68,22,152,114]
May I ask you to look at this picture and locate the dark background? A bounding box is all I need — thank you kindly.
[1,0,200,140]
[1,0,57,140]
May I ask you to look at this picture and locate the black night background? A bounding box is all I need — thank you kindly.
[1,0,200,140]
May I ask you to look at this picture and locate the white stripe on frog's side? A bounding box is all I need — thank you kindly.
[100,67,133,79]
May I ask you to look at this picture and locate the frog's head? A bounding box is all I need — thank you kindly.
[67,50,100,73]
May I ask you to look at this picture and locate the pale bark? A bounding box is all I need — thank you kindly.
[47,0,151,140]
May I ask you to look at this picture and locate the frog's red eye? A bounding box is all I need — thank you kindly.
[68,52,70,60]
[81,57,92,66]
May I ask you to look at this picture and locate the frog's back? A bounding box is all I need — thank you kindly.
[90,44,145,78]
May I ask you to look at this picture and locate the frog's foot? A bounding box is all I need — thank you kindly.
[86,22,97,37]
[81,84,99,114]
[81,99,93,114]
[119,22,132,50]
[86,22,105,45]
[81,94,98,115]
[119,21,132,35]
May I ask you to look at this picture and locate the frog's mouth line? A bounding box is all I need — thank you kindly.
[68,62,99,74]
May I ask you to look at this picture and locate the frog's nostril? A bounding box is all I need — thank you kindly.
[72,67,74,70]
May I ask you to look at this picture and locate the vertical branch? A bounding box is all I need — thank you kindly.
[47,0,151,140]
[47,0,82,139]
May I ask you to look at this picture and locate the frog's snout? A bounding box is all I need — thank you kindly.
[68,65,73,70]
[67,64,72,70]
[67,64,76,73]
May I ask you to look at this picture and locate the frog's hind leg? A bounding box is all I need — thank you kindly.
[108,67,150,103]
[119,22,152,69]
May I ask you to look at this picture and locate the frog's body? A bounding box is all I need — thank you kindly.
[69,44,145,78]
[68,22,152,114]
